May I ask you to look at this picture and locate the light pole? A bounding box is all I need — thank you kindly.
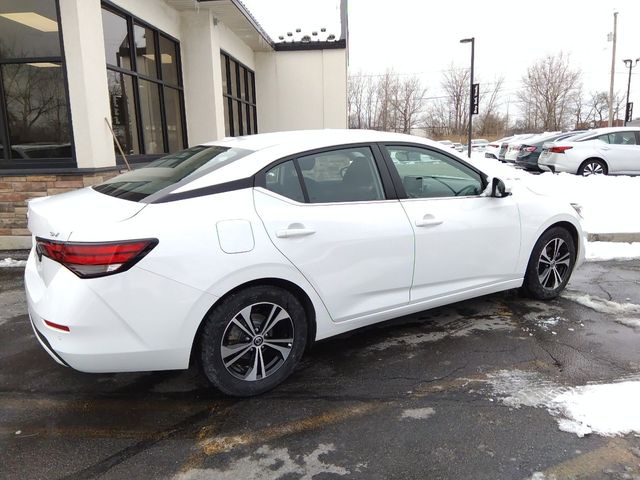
[623,58,639,125]
[460,37,474,158]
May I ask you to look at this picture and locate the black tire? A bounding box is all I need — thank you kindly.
[522,227,576,300]
[577,159,607,176]
[198,285,307,396]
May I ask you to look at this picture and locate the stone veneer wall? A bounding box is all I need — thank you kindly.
[0,170,121,249]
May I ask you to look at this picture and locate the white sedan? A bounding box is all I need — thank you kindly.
[25,130,585,396]
[538,127,640,176]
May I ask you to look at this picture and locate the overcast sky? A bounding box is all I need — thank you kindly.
[243,0,640,119]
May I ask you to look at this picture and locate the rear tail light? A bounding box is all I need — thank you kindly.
[488,144,499,148]
[523,146,537,152]
[549,146,573,154]
[35,238,158,278]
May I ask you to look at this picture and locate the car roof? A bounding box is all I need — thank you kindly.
[202,129,434,153]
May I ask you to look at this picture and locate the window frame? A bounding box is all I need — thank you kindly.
[256,143,398,204]
[101,0,187,163]
[0,0,76,169]
[220,51,257,137]
[378,142,489,200]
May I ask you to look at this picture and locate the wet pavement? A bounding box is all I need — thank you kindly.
[1,260,640,479]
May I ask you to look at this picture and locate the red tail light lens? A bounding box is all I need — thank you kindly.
[523,146,537,152]
[488,144,499,148]
[550,146,573,154]
[35,238,158,278]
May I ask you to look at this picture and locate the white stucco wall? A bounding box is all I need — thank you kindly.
[255,49,347,133]
[58,0,114,169]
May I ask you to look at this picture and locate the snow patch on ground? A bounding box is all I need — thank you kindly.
[175,443,355,480]
[616,318,640,329]
[585,242,640,261]
[367,309,514,351]
[400,407,435,420]
[562,291,640,316]
[486,370,640,437]
[0,258,27,268]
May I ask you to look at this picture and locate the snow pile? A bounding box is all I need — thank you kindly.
[585,241,640,261]
[562,292,640,316]
[487,370,640,437]
[0,258,27,268]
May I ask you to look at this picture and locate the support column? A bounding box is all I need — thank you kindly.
[180,10,225,144]
[58,0,115,168]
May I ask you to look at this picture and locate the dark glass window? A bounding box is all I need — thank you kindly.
[138,79,163,154]
[101,9,131,69]
[164,87,184,153]
[133,23,157,78]
[0,0,73,167]
[101,4,186,158]
[159,35,178,86]
[107,70,139,154]
[265,160,304,202]
[220,51,257,137]
[0,1,61,59]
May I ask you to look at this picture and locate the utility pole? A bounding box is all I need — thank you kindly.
[608,11,618,127]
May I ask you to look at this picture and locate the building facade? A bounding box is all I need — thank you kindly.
[0,0,348,249]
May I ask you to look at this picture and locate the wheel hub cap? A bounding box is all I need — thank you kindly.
[220,302,295,382]
[537,238,571,291]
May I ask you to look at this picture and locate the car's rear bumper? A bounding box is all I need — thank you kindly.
[24,248,217,373]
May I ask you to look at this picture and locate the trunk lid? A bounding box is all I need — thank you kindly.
[28,187,146,241]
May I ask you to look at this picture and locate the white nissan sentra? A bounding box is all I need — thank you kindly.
[25,130,585,396]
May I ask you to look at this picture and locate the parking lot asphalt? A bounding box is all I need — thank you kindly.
[2,260,640,480]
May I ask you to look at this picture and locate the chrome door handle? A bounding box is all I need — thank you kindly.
[275,227,316,238]
[415,215,443,227]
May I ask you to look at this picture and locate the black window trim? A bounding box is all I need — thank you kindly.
[0,0,77,169]
[256,142,399,204]
[101,0,187,162]
[377,142,489,200]
[220,50,257,137]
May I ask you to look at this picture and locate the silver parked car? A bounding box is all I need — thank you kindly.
[538,127,640,176]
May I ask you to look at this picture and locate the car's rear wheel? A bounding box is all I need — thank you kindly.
[198,286,307,396]
[522,227,576,300]
[578,159,607,176]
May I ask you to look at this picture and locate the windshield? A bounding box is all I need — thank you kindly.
[93,145,253,202]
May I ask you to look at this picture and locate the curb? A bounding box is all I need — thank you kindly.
[587,233,640,243]
[0,250,29,261]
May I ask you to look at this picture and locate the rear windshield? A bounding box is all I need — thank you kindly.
[93,145,252,202]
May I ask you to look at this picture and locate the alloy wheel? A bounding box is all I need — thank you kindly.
[581,162,604,176]
[537,238,572,290]
[220,302,294,381]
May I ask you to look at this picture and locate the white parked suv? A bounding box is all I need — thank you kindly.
[538,127,640,176]
[25,129,585,396]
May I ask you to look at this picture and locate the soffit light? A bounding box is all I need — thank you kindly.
[27,62,60,68]
[0,12,58,32]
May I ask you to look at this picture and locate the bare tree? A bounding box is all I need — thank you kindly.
[441,65,469,135]
[476,76,505,136]
[390,76,426,134]
[518,52,582,131]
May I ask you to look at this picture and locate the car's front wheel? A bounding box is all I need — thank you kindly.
[198,286,308,396]
[522,227,576,300]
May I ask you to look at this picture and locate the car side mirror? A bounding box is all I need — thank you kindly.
[491,177,511,198]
